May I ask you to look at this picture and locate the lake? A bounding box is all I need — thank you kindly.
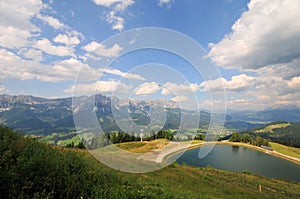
[167,144,300,182]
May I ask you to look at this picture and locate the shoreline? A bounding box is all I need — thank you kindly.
[160,141,300,166]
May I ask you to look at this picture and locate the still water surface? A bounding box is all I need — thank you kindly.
[168,144,300,182]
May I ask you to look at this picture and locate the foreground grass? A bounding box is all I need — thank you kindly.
[1,127,300,199]
[270,142,300,159]
[80,145,300,199]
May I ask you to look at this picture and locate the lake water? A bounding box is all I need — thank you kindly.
[167,144,300,182]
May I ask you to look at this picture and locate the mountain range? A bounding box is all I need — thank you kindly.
[1,94,300,136]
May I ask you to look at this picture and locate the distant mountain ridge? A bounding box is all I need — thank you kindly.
[0,94,181,134]
[1,94,300,135]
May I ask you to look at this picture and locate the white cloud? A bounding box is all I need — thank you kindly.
[288,76,300,88]
[106,11,125,31]
[134,82,160,95]
[53,34,80,46]
[0,49,38,80]
[64,80,130,95]
[36,14,66,30]
[83,41,123,58]
[92,0,135,31]
[0,46,145,83]
[34,38,74,57]
[0,85,6,92]
[0,25,32,49]
[171,95,188,102]
[159,0,174,8]
[0,0,43,49]
[48,58,100,82]
[0,0,42,31]
[103,68,145,80]
[161,82,199,95]
[200,74,255,92]
[92,0,134,10]
[0,48,98,82]
[208,0,300,70]
[19,48,43,63]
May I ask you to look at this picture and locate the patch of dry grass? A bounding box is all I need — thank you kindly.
[116,139,170,153]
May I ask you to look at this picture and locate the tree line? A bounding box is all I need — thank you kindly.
[229,132,270,147]
[81,130,175,150]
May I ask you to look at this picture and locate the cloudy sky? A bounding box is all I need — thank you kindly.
[1,0,300,110]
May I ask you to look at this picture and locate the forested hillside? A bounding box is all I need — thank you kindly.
[246,122,300,147]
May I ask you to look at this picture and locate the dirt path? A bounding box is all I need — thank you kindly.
[137,142,194,163]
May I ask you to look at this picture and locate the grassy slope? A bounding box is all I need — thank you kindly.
[270,142,300,159]
[1,128,300,198]
[81,144,300,199]
[128,164,300,199]
[70,147,300,199]
[255,123,291,133]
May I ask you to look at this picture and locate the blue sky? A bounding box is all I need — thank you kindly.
[1,0,300,110]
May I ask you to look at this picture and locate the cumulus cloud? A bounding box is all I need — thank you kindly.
[19,48,43,63]
[106,11,125,31]
[0,0,43,49]
[134,82,160,95]
[0,0,42,31]
[36,14,66,30]
[0,0,87,83]
[83,41,123,58]
[48,58,100,82]
[103,68,145,80]
[200,74,255,92]
[158,0,174,8]
[53,34,80,46]
[34,38,75,57]
[161,82,199,95]
[288,76,300,88]
[0,48,38,80]
[0,85,6,92]
[64,80,130,95]
[171,95,188,102]
[0,25,32,49]
[92,0,134,9]
[92,0,135,31]
[208,0,300,70]
[0,49,88,82]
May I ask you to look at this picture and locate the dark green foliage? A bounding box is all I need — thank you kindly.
[194,133,205,140]
[229,132,242,142]
[241,133,252,143]
[246,122,300,148]
[229,132,269,147]
[105,130,174,145]
[0,126,175,198]
[0,126,105,198]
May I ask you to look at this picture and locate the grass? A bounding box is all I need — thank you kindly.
[118,161,300,199]
[89,142,300,198]
[2,126,300,199]
[57,134,81,146]
[116,139,170,153]
[89,148,300,198]
[270,142,300,159]
[255,123,291,133]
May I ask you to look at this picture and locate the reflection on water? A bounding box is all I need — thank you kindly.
[231,145,239,153]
